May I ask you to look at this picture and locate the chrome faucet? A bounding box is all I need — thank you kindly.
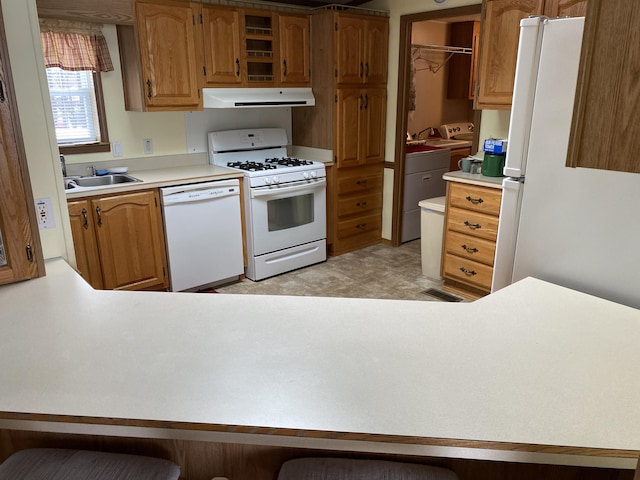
[59,154,66,177]
[87,165,96,176]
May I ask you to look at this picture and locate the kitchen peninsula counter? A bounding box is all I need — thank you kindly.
[0,259,639,471]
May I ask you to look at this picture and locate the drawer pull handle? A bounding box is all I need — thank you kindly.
[466,195,484,205]
[81,208,89,229]
[96,206,102,227]
[356,201,367,207]
[356,223,367,229]
[464,220,481,230]
[461,244,478,253]
[356,179,368,185]
[460,267,477,276]
[236,58,240,77]
[422,174,433,182]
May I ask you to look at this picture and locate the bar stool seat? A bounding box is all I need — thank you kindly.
[0,448,180,480]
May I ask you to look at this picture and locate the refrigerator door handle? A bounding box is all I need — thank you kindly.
[492,178,524,292]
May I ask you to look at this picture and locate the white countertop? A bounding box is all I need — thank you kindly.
[65,164,243,198]
[444,170,505,189]
[1,259,639,469]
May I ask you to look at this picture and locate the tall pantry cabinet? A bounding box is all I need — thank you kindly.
[292,11,389,256]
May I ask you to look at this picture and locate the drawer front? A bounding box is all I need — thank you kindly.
[336,212,382,240]
[443,252,493,291]
[337,172,383,195]
[449,182,502,216]
[447,206,499,241]
[445,230,496,266]
[337,192,382,218]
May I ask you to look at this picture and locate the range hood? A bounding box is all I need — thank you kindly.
[202,88,315,108]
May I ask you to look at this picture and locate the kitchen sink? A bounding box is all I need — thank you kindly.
[66,174,141,189]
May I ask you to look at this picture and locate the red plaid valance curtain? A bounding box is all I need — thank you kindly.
[40,19,113,72]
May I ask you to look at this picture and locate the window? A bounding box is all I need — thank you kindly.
[40,19,113,155]
[46,67,110,154]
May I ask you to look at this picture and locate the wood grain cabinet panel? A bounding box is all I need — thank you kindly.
[0,19,44,285]
[442,182,502,296]
[68,190,168,291]
[475,0,545,110]
[201,6,242,85]
[567,0,640,174]
[118,1,201,111]
[292,11,388,256]
[278,14,310,85]
[67,200,103,289]
[475,0,588,110]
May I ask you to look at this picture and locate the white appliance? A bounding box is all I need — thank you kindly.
[439,121,474,141]
[161,179,244,292]
[202,87,315,108]
[492,16,640,309]
[209,128,327,281]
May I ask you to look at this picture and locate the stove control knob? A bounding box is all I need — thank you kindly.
[303,172,310,179]
[310,171,317,178]
[273,176,279,184]
[264,177,272,185]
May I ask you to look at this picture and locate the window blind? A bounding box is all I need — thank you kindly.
[46,68,100,145]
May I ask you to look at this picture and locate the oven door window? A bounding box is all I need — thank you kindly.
[267,193,314,231]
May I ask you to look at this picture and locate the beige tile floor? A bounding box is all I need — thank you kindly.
[215,240,461,302]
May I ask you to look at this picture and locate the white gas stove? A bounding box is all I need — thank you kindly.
[209,128,326,187]
[208,128,327,281]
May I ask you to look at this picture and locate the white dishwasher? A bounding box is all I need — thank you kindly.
[160,179,244,292]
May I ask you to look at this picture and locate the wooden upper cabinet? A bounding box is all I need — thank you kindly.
[335,16,364,85]
[201,5,242,85]
[567,0,640,174]
[475,0,545,109]
[335,14,388,86]
[361,88,387,164]
[363,17,389,85]
[335,88,386,168]
[0,15,44,286]
[278,14,310,85]
[118,1,200,111]
[545,0,588,17]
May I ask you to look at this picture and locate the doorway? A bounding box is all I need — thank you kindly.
[390,5,482,247]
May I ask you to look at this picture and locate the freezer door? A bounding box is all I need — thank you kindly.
[491,178,523,292]
[503,17,544,178]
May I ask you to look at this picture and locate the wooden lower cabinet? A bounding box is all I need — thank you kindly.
[442,181,502,296]
[329,164,383,256]
[68,189,168,291]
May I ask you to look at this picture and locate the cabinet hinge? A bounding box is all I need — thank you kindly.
[154,197,158,207]
[25,243,33,263]
[335,69,338,78]
[198,88,201,99]
[334,155,337,166]
[335,22,338,31]
[200,13,203,24]
[203,66,207,76]
[335,94,338,103]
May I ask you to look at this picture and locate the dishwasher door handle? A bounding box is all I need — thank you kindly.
[162,188,238,207]
[422,174,433,182]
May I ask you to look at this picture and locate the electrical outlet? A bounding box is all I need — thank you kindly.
[112,141,123,157]
[143,138,153,155]
[35,197,56,230]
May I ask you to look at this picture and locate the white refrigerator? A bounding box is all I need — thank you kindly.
[491,16,640,309]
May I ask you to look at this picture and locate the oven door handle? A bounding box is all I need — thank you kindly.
[250,178,326,198]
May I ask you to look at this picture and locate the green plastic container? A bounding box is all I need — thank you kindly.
[482,153,505,177]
